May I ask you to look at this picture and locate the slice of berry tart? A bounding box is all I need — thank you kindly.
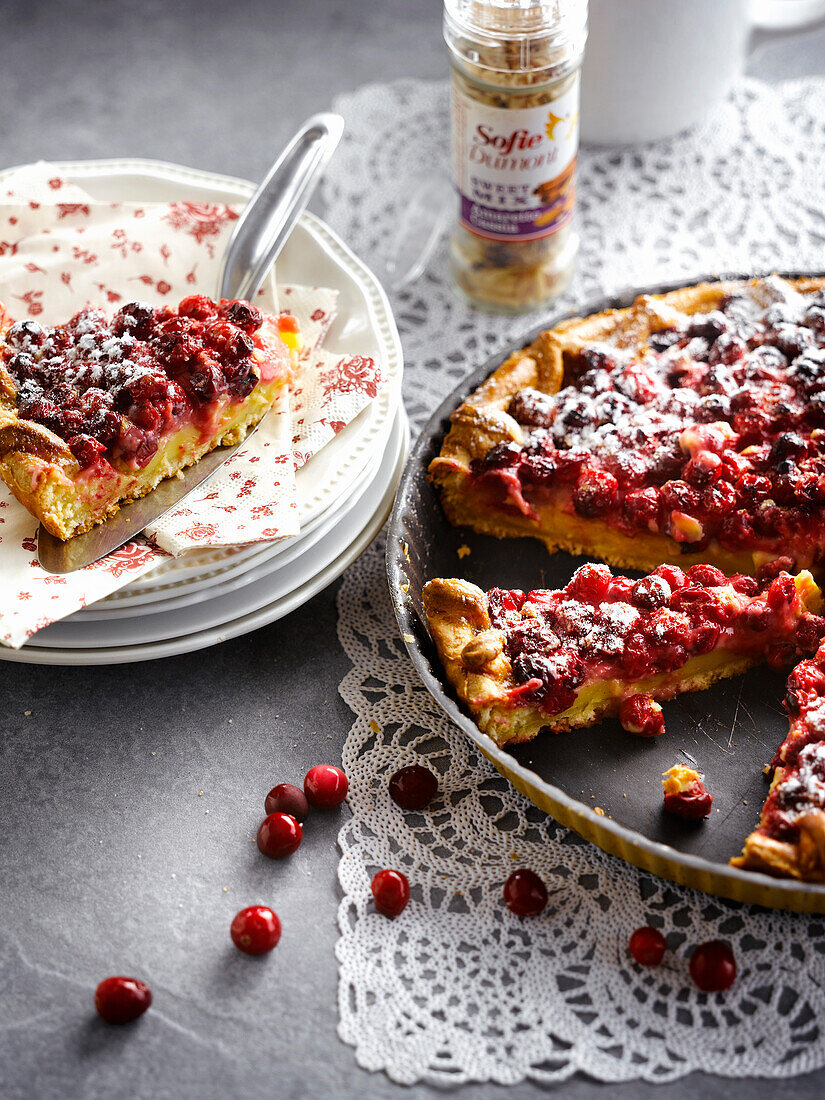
[732,646,825,882]
[422,563,822,747]
[0,295,300,539]
[429,275,825,578]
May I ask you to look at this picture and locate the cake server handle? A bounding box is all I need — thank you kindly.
[219,112,344,301]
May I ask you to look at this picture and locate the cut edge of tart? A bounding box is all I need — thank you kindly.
[429,275,825,578]
[732,647,825,882]
[0,296,300,540]
[422,565,822,748]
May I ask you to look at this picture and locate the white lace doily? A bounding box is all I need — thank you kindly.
[325,77,825,1086]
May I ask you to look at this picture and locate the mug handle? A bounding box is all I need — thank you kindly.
[749,0,825,31]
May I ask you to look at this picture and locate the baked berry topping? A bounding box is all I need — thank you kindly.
[371,869,410,917]
[3,296,279,472]
[256,812,303,859]
[304,764,349,808]
[264,783,309,821]
[628,926,666,966]
[503,869,548,916]
[620,694,665,738]
[230,905,282,956]
[662,765,713,819]
[388,765,439,810]
[471,278,825,567]
[94,976,152,1025]
[689,941,737,992]
[484,566,818,718]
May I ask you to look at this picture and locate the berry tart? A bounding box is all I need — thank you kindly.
[429,275,825,578]
[732,645,825,882]
[422,563,821,746]
[0,295,300,539]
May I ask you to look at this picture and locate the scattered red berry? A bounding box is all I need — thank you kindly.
[304,764,349,808]
[230,905,282,956]
[371,869,410,917]
[388,765,438,810]
[503,869,548,917]
[256,812,302,859]
[620,693,665,738]
[629,926,666,966]
[94,976,152,1025]
[662,768,714,820]
[689,940,737,992]
[264,782,309,821]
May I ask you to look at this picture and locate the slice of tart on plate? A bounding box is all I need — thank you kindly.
[422,562,822,747]
[429,274,825,578]
[732,646,825,882]
[0,294,300,540]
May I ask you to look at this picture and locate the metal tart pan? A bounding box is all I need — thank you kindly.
[387,271,825,913]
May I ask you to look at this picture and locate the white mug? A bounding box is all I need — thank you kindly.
[581,0,825,144]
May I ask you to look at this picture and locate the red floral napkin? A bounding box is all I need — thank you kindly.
[0,164,384,648]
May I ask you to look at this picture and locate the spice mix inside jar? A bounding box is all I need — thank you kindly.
[444,0,588,312]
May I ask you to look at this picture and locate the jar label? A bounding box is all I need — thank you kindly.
[451,77,580,242]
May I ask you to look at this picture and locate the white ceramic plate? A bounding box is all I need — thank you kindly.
[2,410,408,664]
[0,158,405,662]
[77,415,388,619]
[0,159,403,602]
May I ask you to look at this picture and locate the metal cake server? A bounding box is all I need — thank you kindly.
[37,112,344,574]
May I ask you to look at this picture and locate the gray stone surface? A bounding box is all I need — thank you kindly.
[1,1,825,1097]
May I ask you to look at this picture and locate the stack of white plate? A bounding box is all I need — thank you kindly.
[0,160,406,666]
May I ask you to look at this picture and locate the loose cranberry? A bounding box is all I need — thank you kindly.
[304,764,349,808]
[230,905,281,956]
[689,941,737,992]
[371,869,410,917]
[629,926,666,967]
[664,779,714,819]
[388,765,438,810]
[256,812,302,859]
[620,694,665,738]
[94,977,152,1025]
[264,783,309,821]
[503,869,548,916]
[630,576,671,611]
[567,563,612,605]
[572,468,619,517]
[686,564,727,588]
